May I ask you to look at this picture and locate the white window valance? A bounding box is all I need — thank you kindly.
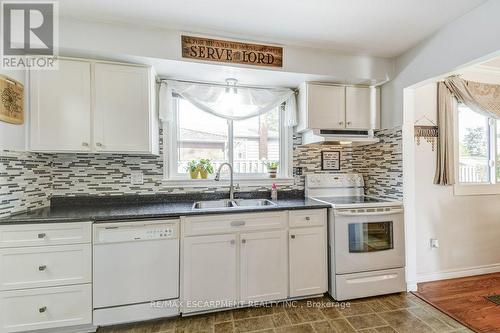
[159,80,297,126]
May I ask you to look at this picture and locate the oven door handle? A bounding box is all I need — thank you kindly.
[335,208,404,217]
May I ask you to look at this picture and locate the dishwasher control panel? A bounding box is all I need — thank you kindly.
[94,221,179,243]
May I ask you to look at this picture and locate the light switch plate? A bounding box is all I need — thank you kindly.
[130,172,144,185]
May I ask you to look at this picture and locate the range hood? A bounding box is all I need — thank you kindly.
[301,129,380,146]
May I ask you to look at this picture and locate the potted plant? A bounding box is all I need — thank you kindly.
[187,160,199,179]
[198,159,214,179]
[265,161,279,178]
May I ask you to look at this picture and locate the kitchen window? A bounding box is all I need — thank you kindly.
[455,103,500,195]
[164,95,293,184]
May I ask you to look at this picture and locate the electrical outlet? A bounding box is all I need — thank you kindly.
[430,238,439,249]
[293,167,303,176]
[130,172,144,185]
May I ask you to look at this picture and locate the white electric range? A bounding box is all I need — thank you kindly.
[306,173,406,301]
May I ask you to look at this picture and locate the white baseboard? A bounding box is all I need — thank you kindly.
[416,263,500,283]
[406,282,418,292]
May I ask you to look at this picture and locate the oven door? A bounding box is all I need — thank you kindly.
[334,207,404,274]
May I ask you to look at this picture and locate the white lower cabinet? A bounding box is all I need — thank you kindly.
[0,244,91,291]
[240,230,287,303]
[289,226,327,297]
[0,284,92,333]
[182,234,238,314]
[182,209,327,315]
[0,222,93,333]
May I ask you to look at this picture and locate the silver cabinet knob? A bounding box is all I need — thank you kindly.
[241,239,246,244]
[305,216,311,221]
[38,265,47,271]
[38,233,46,239]
[291,235,296,239]
[82,142,89,147]
[338,121,343,125]
[39,306,47,313]
[96,142,103,147]
[347,121,352,125]
[230,240,235,245]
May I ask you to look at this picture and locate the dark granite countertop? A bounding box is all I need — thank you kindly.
[0,192,330,225]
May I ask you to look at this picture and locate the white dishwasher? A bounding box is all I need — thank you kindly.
[93,219,179,326]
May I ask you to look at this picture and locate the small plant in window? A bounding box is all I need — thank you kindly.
[198,159,214,179]
[186,160,200,179]
[265,161,279,178]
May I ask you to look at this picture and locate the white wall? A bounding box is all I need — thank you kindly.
[58,17,394,84]
[413,82,500,282]
[0,69,26,151]
[381,0,500,128]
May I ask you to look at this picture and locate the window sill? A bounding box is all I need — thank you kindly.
[162,177,295,188]
[454,183,500,196]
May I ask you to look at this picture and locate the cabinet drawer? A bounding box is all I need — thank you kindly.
[0,244,91,291]
[0,284,92,333]
[0,222,92,248]
[183,211,287,236]
[289,209,326,228]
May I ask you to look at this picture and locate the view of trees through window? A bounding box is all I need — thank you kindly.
[457,104,500,183]
[176,98,280,176]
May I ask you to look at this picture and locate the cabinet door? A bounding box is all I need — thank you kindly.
[30,59,91,152]
[182,234,238,313]
[307,84,345,129]
[240,230,287,303]
[93,63,151,153]
[289,227,327,297]
[345,86,372,129]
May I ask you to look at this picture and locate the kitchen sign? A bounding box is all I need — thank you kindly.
[321,151,341,171]
[181,35,283,68]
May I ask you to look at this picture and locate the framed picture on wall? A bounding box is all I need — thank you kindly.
[321,151,341,171]
[0,75,24,124]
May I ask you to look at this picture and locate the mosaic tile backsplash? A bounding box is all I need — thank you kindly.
[0,127,402,217]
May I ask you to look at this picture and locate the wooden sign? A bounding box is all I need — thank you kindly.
[321,151,341,171]
[0,75,24,124]
[181,35,283,68]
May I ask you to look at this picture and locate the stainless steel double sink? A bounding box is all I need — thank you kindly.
[192,199,276,210]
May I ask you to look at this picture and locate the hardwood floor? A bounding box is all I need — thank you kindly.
[414,273,500,333]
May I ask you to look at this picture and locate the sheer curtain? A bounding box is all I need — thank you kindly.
[159,80,297,125]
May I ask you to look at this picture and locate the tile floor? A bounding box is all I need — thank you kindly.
[97,293,474,333]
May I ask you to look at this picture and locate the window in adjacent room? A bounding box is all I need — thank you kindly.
[456,103,499,185]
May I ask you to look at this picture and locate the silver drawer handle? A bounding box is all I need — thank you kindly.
[291,235,296,239]
[230,221,245,227]
[230,240,235,245]
[241,239,246,244]
[82,142,89,147]
[305,217,311,221]
[38,233,46,239]
[39,306,47,313]
[38,265,47,271]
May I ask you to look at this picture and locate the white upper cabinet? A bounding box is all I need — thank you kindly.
[94,63,154,153]
[346,86,380,129]
[302,84,345,130]
[297,82,380,132]
[30,59,91,152]
[29,58,158,155]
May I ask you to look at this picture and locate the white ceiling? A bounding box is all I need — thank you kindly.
[59,0,486,58]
